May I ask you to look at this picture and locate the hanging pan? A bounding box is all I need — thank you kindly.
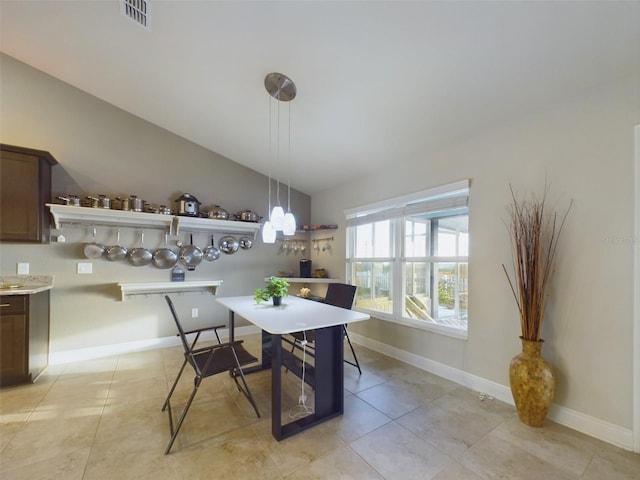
[128,231,153,267]
[152,234,178,269]
[219,235,239,255]
[203,234,220,262]
[84,227,106,259]
[105,228,128,262]
[179,234,203,271]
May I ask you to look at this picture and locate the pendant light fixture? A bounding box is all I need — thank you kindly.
[270,97,285,231]
[282,101,297,235]
[264,72,296,238]
[262,93,277,243]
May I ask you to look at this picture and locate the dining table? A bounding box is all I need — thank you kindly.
[216,295,370,441]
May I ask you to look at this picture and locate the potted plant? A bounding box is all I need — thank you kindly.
[502,184,572,427]
[254,276,290,306]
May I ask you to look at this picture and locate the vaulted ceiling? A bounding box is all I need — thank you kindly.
[1,1,638,194]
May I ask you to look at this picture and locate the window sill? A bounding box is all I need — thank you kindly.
[354,307,468,340]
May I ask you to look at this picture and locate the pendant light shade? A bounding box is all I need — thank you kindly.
[283,212,296,235]
[265,72,296,239]
[270,206,285,231]
[262,220,276,243]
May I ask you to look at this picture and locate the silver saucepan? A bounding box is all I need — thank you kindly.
[128,231,153,266]
[203,234,220,261]
[58,195,81,206]
[105,228,128,261]
[152,234,178,269]
[235,210,262,222]
[179,234,203,270]
[219,235,239,254]
[84,228,106,259]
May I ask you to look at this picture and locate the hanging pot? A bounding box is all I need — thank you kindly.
[239,237,253,250]
[203,234,221,261]
[152,234,178,269]
[128,231,153,266]
[175,193,201,217]
[179,234,203,270]
[83,228,106,259]
[105,229,128,261]
[219,235,239,254]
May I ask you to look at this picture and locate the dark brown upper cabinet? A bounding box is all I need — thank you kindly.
[0,144,57,243]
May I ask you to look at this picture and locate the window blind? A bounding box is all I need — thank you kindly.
[345,179,469,227]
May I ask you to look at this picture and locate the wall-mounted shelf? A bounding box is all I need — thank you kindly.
[264,277,341,284]
[117,280,223,301]
[47,204,261,237]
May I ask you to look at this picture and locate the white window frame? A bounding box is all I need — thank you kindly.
[345,179,469,339]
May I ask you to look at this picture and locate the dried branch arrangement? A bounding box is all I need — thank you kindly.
[502,185,572,341]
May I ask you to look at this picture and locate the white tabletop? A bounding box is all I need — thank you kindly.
[216,295,370,334]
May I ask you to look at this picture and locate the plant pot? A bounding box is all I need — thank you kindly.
[509,337,555,427]
[272,296,282,306]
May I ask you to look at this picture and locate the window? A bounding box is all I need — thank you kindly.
[346,180,469,337]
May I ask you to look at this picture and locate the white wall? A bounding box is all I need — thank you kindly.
[312,75,638,444]
[0,54,310,358]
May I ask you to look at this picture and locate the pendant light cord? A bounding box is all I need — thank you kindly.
[287,101,292,212]
[268,96,272,218]
[275,99,281,207]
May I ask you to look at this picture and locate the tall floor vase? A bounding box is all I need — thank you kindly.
[509,337,555,427]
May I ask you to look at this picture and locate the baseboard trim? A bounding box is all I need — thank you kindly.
[348,332,635,451]
[48,325,258,365]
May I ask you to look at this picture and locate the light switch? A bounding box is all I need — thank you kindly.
[17,263,29,274]
[77,262,93,274]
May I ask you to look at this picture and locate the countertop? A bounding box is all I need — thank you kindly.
[0,275,53,296]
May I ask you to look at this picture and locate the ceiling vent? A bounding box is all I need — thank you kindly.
[121,0,151,30]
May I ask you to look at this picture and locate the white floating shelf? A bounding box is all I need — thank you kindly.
[117,280,223,301]
[47,204,261,236]
[264,277,342,284]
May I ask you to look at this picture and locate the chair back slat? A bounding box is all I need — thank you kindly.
[324,283,357,310]
[165,295,191,354]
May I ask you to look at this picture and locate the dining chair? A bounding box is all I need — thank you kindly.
[287,283,362,374]
[162,295,260,454]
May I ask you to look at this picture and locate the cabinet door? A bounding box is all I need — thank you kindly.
[0,313,28,386]
[0,146,54,243]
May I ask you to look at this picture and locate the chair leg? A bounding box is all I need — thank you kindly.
[162,358,188,412]
[229,349,261,418]
[165,376,202,455]
[343,325,362,375]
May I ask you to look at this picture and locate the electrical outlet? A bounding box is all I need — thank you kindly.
[191,308,198,318]
[77,262,93,274]
[17,263,29,274]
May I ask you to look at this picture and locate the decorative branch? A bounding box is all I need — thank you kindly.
[503,183,572,341]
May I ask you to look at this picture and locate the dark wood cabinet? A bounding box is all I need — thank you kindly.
[0,291,50,387]
[0,144,57,243]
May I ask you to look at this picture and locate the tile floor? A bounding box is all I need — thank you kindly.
[1,333,639,479]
